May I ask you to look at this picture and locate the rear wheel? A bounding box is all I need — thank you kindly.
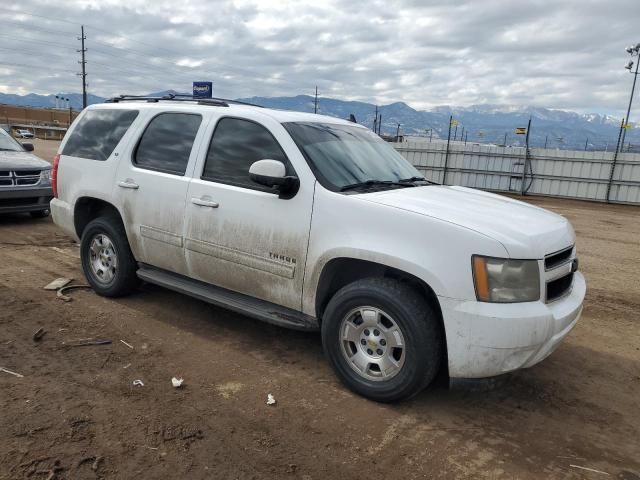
[321,277,442,402]
[80,215,139,297]
[30,209,50,218]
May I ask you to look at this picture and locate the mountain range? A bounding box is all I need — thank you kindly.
[1,91,637,151]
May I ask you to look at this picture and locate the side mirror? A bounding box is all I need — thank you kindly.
[22,143,34,152]
[249,159,299,197]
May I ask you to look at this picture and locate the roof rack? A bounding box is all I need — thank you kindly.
[104,93,263,108]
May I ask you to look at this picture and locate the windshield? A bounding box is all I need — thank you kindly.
[0,129,25,152]
[283,122,422,191]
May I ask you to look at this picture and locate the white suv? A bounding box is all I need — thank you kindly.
[51,95,585,402]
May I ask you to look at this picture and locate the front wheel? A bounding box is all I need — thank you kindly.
[80,215,139,297]
[321,277,443,403]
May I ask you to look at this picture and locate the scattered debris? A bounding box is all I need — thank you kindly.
[100,353,112,369]
[0,367,24,378]
[133,379,144,387]
[43,277,72,290]
[266,393,277,406]
[33,327,47,342]
[171,377,184,388]
[569,465,610,476]
[56,284,92,302]
[120,339,134,349]
[138,445,159,451]
[123,363,131,369]
[64,339,112,347]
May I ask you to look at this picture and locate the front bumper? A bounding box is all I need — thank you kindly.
[439,271,586,378]
[0,187,53,214]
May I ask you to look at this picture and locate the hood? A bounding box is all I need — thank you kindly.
[0,151,51,170]
[358,185,574,258]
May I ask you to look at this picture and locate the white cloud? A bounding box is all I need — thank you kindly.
[0,0,638,120]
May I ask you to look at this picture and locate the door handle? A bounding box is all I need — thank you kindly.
[118,180,139,189]
[191,197,219,208]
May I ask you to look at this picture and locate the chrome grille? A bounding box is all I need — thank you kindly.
[544,245,573,270]
[0,169,41,187]
[543,245,577,303]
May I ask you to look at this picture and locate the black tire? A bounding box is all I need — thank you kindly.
[30,209,50,218]
[321,277,442,403]
[80,215,139,297]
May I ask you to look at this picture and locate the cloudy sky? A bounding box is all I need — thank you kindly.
[1,0,638,119]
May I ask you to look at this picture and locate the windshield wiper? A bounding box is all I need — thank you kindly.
[340,180,415,192]
[398,176,437,185]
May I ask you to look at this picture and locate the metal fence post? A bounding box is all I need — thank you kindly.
[443,115,453,184]
[520,118,532,195]
[606,119,626,202]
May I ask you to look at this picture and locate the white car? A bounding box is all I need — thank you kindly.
[15,129,34,139]
[50,96,585,402]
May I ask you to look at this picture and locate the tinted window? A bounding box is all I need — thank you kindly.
[284,122,421,191]
[134,113,202,175]
[202,117,290,189]
[62,109,139,161]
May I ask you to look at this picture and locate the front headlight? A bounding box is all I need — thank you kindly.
[472,255,540,303]
[40,169,51,185]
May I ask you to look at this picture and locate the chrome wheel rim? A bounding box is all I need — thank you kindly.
[339,306,406,381]
[88,233,118,284]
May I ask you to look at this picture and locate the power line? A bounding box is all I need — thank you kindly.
[0,33,76,50]
[0,61,76,74]
[0,19,77,37]
[7,8,185,57]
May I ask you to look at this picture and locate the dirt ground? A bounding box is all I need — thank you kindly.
[1,140,639,479]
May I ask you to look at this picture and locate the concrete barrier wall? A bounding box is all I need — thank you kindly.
[394,141,640,205]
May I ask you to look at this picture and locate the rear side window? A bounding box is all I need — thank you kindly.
[62,109,139,161]
[134,113,202,175]
[202,117,291,190]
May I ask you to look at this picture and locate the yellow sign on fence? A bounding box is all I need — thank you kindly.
[450,119,459,126]
[515,127,527,135]
[623,123,633,129]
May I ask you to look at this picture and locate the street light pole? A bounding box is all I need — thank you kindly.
[607,43,640,202]
[620,44,640,147]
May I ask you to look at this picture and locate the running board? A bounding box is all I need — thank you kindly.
[136,265,318,331]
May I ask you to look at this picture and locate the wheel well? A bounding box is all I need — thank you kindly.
[315,257,448,369]
[73,197,123,238]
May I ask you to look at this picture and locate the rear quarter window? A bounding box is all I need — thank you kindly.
[62,109,139,161]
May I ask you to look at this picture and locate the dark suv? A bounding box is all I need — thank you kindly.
[0,128,52,218]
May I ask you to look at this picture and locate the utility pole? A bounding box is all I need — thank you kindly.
[77,25,88,109]
[503,132,508,146]
[453,124,458,141]
[314,86,318,114]
[460,126,465,142]
[544,135,548,149]
[395,122,401,141]
[378,114,382,135]
[464,132,468,144]
[584,138,589,151]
